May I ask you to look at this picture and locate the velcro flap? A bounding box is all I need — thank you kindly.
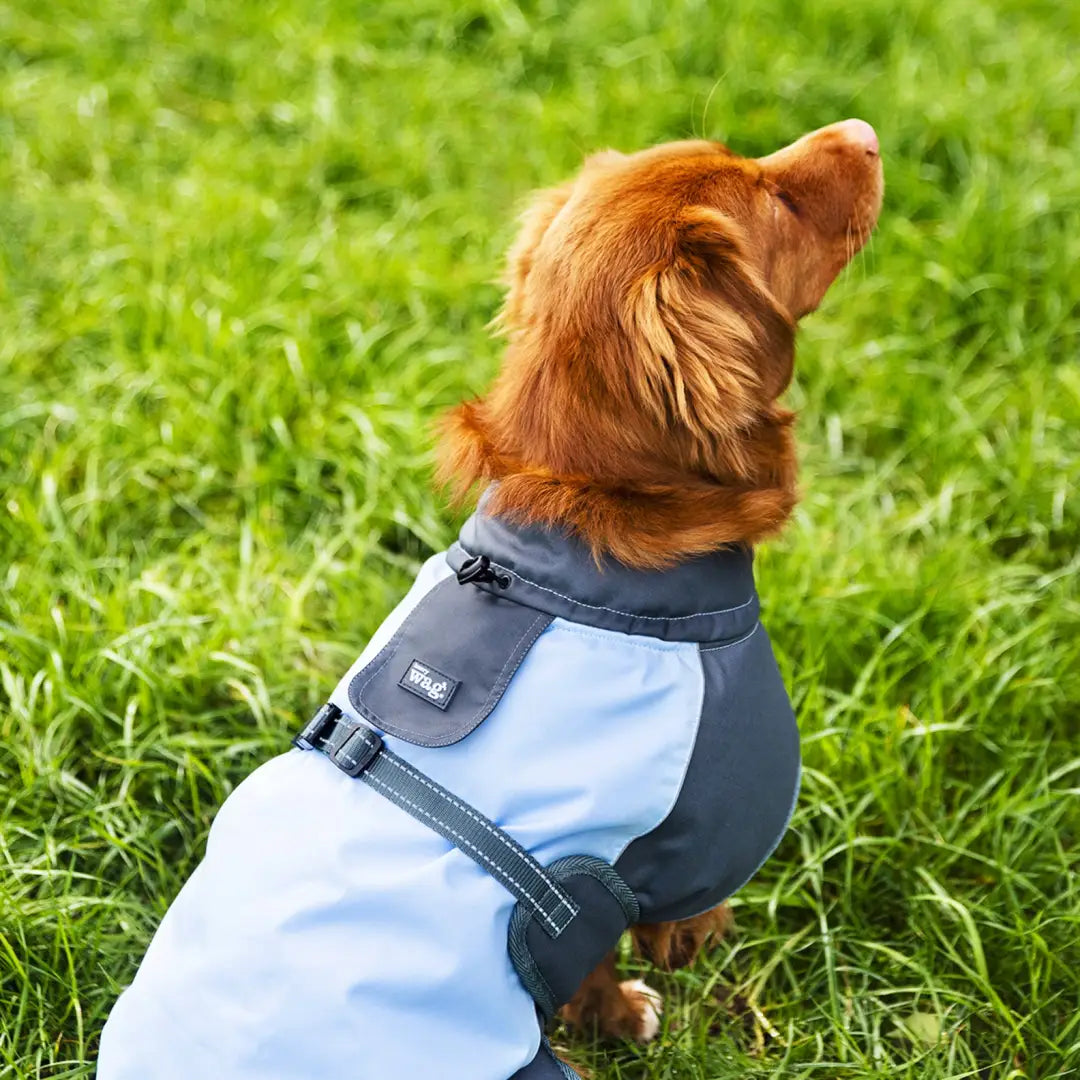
[348,577,553,747]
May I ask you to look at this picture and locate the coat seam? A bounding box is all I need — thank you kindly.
[698,622,761,652]
[547,620,694,654]
[608,643,707,866]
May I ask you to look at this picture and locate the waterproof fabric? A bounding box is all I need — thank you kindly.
[97,504,801,1080]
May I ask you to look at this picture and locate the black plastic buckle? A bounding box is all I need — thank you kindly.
[330,726,383,777]
[293,702,343,751]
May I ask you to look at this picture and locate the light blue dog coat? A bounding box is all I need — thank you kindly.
[97,505,800,1080]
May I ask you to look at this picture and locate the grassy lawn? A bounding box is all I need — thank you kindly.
[1,0,1078,1076]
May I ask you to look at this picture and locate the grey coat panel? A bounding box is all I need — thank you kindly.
[615,624,801,924]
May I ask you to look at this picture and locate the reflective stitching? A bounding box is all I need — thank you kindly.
[363,771,570,934]
[365,772,565,931]
[698,622,761,652]
[479,611,550,715]
[455,544,756,620]
[510,570,755,620]
[380,752,575,915]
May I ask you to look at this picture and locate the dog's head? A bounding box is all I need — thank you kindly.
[441,121,883,566]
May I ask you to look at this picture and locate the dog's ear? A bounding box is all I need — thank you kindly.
[498,182,574,332]
[624,207,795,445]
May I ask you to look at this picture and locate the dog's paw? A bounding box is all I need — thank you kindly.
[619,978,663,1043]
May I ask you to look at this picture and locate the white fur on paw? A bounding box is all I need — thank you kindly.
[620,978,663,1043]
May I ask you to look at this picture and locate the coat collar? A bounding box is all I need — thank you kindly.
[447,493,760,644]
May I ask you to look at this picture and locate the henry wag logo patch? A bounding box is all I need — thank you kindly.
[399,659,459,710]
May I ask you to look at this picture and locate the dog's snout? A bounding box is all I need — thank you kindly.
[834,117,879,156]
[756,117,881,168]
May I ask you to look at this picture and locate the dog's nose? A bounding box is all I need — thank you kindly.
[836,118,879,156]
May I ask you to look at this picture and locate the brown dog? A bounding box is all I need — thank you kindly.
[440,120,883,1041]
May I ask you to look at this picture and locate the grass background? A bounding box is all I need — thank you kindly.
[1,0,1078,1076]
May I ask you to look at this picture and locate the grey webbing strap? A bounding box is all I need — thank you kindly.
[294,704,580,938]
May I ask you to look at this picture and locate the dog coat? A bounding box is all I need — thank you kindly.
[97,502,801,1080]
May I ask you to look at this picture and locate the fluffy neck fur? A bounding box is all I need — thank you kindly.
[437,373,798,571]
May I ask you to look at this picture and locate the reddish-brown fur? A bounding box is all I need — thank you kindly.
[440,121,883,1041]
[439,121,883,568]
[560,905,735,1043]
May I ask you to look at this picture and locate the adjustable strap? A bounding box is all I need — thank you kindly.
[294,704,580,938]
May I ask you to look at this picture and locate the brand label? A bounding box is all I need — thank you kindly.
[398,659,459,710]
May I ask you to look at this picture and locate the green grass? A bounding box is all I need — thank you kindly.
[1,0,1078,1076]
